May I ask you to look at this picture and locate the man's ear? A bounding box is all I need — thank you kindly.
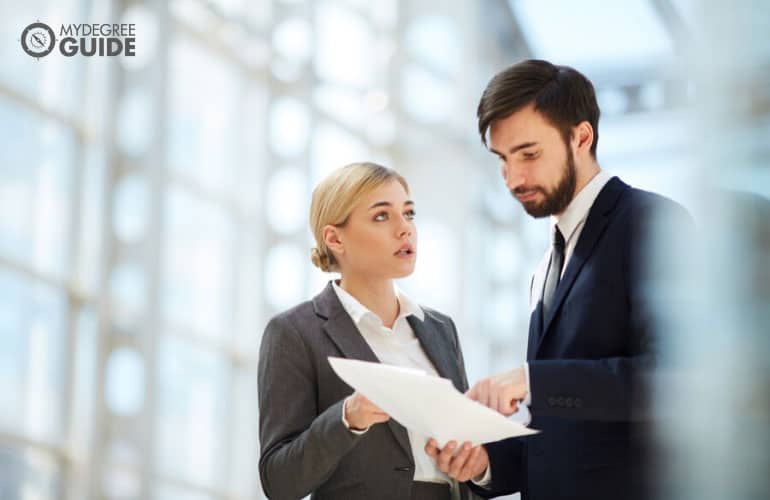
[572,121,594,157]
[323,225,344,255]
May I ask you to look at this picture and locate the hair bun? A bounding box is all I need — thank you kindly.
[311,247,333,273]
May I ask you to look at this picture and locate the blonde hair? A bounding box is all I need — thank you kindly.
[309,162,409,273]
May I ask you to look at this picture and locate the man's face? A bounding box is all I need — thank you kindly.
[488,104,577,218]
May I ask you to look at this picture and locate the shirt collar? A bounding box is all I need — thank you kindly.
[331,280,425,327]
[552,169,612,244]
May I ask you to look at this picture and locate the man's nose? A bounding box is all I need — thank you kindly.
[502,162,525,191]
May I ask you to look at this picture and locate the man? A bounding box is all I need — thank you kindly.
[425,59,690,499]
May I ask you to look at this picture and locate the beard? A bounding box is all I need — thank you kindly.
[513,147,577,218]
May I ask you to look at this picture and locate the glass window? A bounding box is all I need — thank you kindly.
[167,32,241,193]
[162,186,235,338]
[155,335,229,488]
[0,269,66,442]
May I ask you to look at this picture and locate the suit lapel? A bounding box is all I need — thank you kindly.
[535,177,628,355]
[313,282,412,461]
[408,314,463,391]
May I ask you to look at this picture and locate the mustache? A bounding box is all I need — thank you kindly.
[511,186,544,196]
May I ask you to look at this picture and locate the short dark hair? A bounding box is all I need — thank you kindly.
[477,59,600,158]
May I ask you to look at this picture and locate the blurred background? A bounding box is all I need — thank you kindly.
[1,0,768,499]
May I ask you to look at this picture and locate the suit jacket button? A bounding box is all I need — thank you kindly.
[547,397,556,406]
[565,397,574,408]
[556,396,565,407]
[574,398,583,408]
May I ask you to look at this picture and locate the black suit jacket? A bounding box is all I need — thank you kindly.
[258,282,476,500]
[474,177,690,500]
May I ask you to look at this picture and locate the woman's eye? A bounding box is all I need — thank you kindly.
[405,210,416,220]
[374,212,388,221]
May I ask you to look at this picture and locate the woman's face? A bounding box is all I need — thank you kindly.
[332,179,417,280]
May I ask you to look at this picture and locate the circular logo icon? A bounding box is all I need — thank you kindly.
[21,22,56,58]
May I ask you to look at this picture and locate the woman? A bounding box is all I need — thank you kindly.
[258,163,479,500]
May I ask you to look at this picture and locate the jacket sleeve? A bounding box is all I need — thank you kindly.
[258,315,362,499]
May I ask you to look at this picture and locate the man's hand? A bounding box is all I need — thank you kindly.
[466,367,528,416]
[344,392,390,430]
[425,439,489,482]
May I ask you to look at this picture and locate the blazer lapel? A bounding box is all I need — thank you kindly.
[313,282,413,461]
[408,314,463,391]
[535,177,628,354]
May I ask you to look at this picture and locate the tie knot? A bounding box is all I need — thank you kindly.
[552,226,565,250]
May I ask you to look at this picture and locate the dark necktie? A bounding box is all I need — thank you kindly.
[542,226,566,320]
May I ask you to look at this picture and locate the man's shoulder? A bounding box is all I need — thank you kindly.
[619,183,690,222]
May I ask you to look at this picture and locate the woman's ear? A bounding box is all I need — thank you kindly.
[323,225,344,255]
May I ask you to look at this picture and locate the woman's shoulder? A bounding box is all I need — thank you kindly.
[418,305,455,328]
[264,299,318,333]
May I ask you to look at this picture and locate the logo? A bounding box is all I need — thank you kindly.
[21,22,56,58]
[20,21,136,59]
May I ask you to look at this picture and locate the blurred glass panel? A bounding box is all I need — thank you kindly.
[71,306,97,458]
[76,145,105,294]
[313,85,364,129]
[264,242,305,311]
[155,335,229,488]
[369,0,397,29]
[117,87,155,157]
[400,64,457,124]
[486,286,522,341]
[113,173,150,244]
[510,0,673,74]
[638,80,666,111]
[271,56,305,83]
[105,348,145,417]
[167,32,239,193]
[234,232,262,353]
[154,483,215,500]
[0,97,74,278]
[314,2,372,87]
[228,363,259,497]
[272,17,312,63]
[269,97,310,158]
[405,15,462,76]
[102,464,140,499]
[483,177,520,226]
[238,84,268,215]
[0,2,82,117]
[596,87,629,116]
[162,187,234,337]
[210,0,245,17]
[109,261,147,325]
[0,98,35,264]
[310,122,369,184]
[265,167,308,235]
[486,232,523,284]
[120,4,159,71]
[33,125,74,279]
[366,110,396,147]
[0,445,60,500]
[0,269,65,441]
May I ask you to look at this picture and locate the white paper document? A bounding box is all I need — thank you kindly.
[328,357,538,447]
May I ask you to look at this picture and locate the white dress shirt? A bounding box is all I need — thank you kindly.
[476,170,613,487]
[332,281,452,486]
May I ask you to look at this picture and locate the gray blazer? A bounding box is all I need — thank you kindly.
[258,282,476,500]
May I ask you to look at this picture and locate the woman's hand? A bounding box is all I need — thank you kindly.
[344,392,390,430]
